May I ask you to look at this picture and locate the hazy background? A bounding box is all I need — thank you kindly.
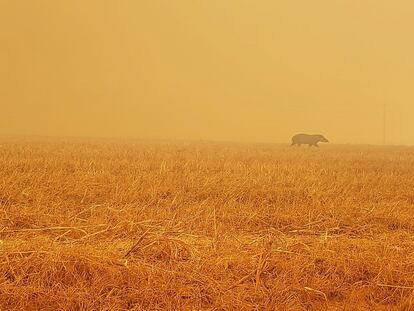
[1,1,413,145]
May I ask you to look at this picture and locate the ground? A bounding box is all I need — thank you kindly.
[1,138,414,310]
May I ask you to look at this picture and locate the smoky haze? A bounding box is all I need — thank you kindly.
[1,1,414,145]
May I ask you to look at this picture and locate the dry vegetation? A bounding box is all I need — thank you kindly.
[1,138,414,310]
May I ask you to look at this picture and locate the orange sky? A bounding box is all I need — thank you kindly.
[1,1,414,144]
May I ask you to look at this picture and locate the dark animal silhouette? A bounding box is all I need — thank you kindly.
[291,134,329,147]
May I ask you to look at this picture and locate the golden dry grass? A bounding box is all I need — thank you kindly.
[1,138,414,310]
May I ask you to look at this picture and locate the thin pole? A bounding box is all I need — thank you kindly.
[382,102,386,145]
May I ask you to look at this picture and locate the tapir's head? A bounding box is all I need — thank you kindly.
[318,135,329,143]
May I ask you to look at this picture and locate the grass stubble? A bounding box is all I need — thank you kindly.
[1,138,414,310]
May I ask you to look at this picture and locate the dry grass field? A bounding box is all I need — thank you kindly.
[1,138,414,310]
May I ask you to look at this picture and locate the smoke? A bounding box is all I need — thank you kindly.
[1,1,414,144]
